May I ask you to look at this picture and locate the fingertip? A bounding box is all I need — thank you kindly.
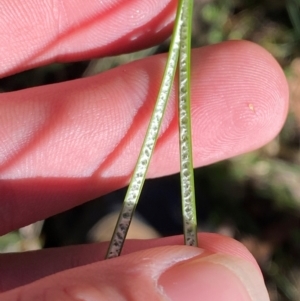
[159,252,269,301]
[197,233,261,272]
[190,40,289,166]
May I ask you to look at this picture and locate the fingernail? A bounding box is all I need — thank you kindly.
[158,253,270,301]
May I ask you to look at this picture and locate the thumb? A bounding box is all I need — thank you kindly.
[2,245,269,301]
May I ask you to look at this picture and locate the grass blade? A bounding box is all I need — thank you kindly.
[178,0,198,247]
[106,0,185,259]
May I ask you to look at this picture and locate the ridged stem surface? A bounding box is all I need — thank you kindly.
[178,0,198,247]
[106,0,185,259]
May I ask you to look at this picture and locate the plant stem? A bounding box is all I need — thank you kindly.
[178,0,198,247]
[106,0,185,259]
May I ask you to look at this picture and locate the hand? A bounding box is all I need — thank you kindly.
[0,1,288,300]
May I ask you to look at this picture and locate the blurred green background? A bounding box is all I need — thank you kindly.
[1,0,300,300]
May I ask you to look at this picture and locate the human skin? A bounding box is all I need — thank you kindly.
[0,1,289,300]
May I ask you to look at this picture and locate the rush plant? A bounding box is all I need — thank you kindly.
[106,0,197,259]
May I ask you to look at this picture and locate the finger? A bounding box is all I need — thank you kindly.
[0,41,289,235]
[0,0,176,77]
[0,234,260,292]
[1,235,269,301]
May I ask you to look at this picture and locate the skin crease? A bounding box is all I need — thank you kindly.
[0,0,289,300]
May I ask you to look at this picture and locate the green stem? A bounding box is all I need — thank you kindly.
[106,0,185,259]
[178,0,198,247]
